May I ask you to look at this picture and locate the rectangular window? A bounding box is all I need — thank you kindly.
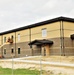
[42,28,47,37]
[18,34,20,41]
[18,48,20,54]
[11,35,13,40]
[4,37,6,43]
[4,49,6,54]
[11,49,14,54]
[10,35,14,43]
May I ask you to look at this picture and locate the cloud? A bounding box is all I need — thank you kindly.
[0,0,74,32]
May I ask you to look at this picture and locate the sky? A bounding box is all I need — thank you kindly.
[0,0,74,32]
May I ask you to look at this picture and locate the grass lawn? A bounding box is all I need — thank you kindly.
[0,67,70,75]
[0,67,40,75]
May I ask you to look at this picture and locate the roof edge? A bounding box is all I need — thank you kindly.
[0,16,74,35]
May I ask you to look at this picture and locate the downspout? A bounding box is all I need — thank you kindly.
[1,35,3,56]
[60,21,64,56]
[29,28,33,56]
[15,32,16,57]
[61,21,64,56]
[29,28,31,42]
[60,21,62,56]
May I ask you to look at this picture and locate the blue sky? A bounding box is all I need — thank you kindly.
[0,0,74,32]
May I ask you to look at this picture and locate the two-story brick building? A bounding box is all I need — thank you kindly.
[0,16,74,58]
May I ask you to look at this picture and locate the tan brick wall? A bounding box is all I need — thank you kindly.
[64,22,74,37]
[16,29,30,43]
[64,37,74,56]
[1,37,74,58]
[31,22,60,41]
[0,21,74,57]
[15,42,31,57]
[3,44,15,58]
[0,36,1,45]
[3,32,15,44]
[2,41,32,58]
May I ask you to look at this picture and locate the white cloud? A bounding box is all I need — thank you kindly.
[0,0,74,32]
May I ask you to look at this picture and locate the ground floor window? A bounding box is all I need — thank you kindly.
[11,48,14,54]
[18,48,20,54]
[4,49,6,54]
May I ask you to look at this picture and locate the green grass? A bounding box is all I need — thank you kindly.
[0,67,40,75]
[0,67,68,75]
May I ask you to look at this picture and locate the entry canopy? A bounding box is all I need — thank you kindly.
[29,39,53,46]
[70,34,74,40]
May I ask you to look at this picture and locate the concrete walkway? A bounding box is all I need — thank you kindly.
[0,56,74,67]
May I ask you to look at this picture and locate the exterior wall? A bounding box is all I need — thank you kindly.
[1,29,32,58]
[15,42,31,57]
[50,38,61,55]
[16,29,30,43]
[0,36,3,56]
[3,44,15,58]
[32,45,41,56]
[31,22,61,55]
[0,20,74,58]
[31,22,60,41]
[64,22,74,37]
[1,32,16,58]
[63,22,74,55]
[0,21,62,57]
[2,42,32,58]
[15,29,31,57]
[32,38,61,56]
[3,32,15,44]
[0,36,2,46]
[0,36,1,55]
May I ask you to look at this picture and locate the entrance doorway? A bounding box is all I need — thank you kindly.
[41,45,50,56]
[41,46,46,56]
[44,48,46,56]
[28,39,53,56]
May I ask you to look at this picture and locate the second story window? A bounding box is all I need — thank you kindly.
[9,35,14,43]
[11,35,13,40]
[42,28,47,37]
[18,34,20,41]
[4,37,6,43]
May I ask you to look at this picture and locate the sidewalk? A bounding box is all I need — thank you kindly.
[14,59,74,67]
[0,56,74,68]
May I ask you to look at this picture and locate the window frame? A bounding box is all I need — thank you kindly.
[11,35,14,40]
[4,49,6,54]
[11,48,14,54]
[4,37,6,43]
[42,28,47,37]
[18,34,20,41]
[18,48,20,54]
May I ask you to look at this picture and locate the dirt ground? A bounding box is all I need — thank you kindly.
[0,56,74,75]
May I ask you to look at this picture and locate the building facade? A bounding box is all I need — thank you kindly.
[0,16,74,58]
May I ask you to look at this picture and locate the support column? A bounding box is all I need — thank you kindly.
[41,45,50,56]
[45,45,50,56]
[41,46,45,56]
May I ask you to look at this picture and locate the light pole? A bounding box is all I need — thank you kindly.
[11,53,14,75]
[40,47,42,75]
